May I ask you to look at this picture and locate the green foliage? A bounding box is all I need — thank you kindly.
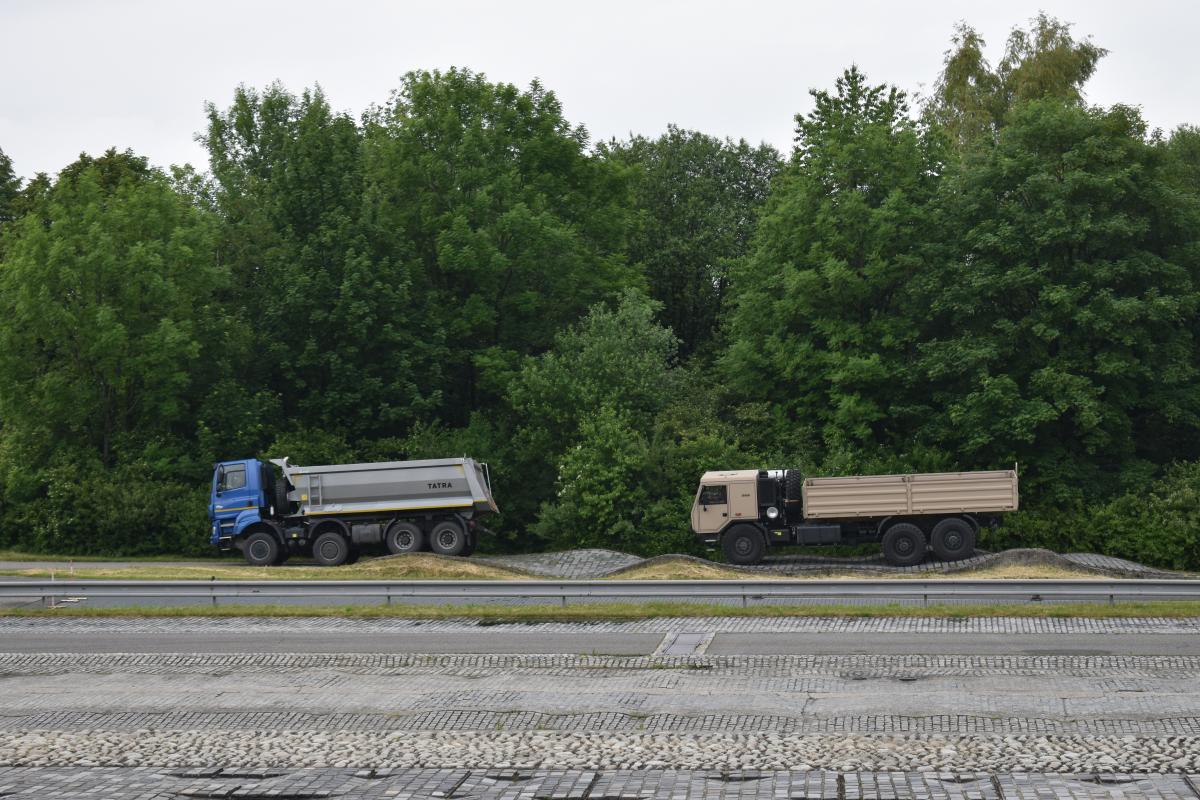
[0,459,210,556]
[600,127,781,356]
[0,146,20,225]
[929,14,1107,147]
[724,66,941,454]
[920,101,1200,501]
[0,149,222,479]
[362,68,638,418]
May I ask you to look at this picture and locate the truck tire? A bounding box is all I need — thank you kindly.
[722,524,766,565]
[881,522,927,567]
[242,530,280,567]
[430,520,468,556]
[784,470,803,504]
[461,532,477,557]
[931,517,976,562]
[312,530,351,567]
[273,477,291,516]
[385,521,425,555]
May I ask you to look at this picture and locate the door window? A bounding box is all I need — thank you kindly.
[219,466,247,493]
[699,485,727,505]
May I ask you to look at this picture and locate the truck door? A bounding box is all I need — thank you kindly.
[691,483,730,534]
[212,462,255,530]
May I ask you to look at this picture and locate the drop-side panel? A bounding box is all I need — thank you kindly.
[802,474,909,518]
[802,469,1018,518]
[909,470,1018,514]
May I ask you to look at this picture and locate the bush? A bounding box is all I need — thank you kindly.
[2,462,210,556]
[983,461,1200,571]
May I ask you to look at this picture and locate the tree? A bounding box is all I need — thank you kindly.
[724,67,942,457]
[204,84,442,444]
[522,292,747,554]
[929,14,1106,147]
[0,149,224,557]
[600,127,781,356]
[0,147,20,225]
[918,101,1200,501]
[362,69,638,418]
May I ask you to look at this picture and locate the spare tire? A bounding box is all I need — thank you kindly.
[784,469,803,520]
[274,477,292,516]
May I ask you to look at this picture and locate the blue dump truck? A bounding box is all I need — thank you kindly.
[209,457,498,566]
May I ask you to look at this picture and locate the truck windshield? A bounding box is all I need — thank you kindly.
[218,466,246,492]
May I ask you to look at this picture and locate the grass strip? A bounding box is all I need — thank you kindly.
[2,600,1199,620]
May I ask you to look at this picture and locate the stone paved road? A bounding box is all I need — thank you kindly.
[4,617,1200,792]
[0,767,1198,800]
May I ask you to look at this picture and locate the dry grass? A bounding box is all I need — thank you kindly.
[608,557,1105,581]
[0,553,1117,582]
[0,553,531,582]
[2,600,1200,620]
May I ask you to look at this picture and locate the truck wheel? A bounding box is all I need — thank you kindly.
[385,521,425,555]
[243,531,280,567]
[931,517,976,562]
[881,523,927,567]
[312,530,351,567]
[722,524,766,565]
[430,520,468,556]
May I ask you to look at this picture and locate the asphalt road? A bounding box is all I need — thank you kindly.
[1,629,1196,655]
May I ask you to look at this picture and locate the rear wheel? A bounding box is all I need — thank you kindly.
[242,531,280,567]
[722,524,766,565]
[931,517,976,562]
[385,521,425,555]
[312,530,351,567]
[429,519,468,556]
[881,522,927,567]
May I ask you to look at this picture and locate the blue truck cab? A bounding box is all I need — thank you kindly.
[209,459,271,551]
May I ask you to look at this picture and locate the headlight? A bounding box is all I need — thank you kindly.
[766,506,780,519]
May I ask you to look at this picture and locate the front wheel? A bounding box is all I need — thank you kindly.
[242,531,280,567]
[722,525,766,565]
[881,522,927,567]
[429,520,468,556]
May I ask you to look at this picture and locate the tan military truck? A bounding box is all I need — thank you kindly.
[691,468,1018,566]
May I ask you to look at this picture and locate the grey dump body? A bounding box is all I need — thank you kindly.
[271,457,498,518]
[690,467,1018,567]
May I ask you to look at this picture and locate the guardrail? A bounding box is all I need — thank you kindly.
[1,578,1198,608]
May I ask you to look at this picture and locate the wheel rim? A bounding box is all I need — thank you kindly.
[944,531,963,551]
[319,540,341,561]
[896,536,914,555]
[394,530,414,550]
[438,529,458,549]
[248,539,270,562]
[733,536,752,557]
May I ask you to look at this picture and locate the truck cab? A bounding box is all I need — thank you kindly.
[209,459,271,551]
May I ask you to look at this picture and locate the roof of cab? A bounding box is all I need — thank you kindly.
[700,469,761,483]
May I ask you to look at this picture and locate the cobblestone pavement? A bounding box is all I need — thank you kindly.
[0,767,1198,800]
[2,615,1197,634]
[475,548,1190,579]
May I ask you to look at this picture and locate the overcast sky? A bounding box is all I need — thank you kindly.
[1,0,1195,179]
